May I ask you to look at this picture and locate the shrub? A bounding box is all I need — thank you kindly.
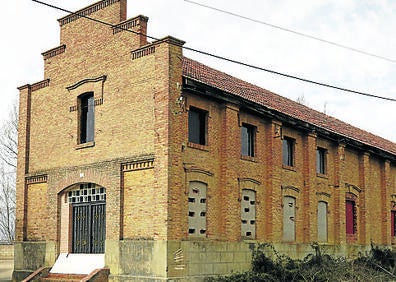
[206,243,396,281]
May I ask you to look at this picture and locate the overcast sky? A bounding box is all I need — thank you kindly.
[2,0,396,142]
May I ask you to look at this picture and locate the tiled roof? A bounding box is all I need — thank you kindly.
[182,57,396,156]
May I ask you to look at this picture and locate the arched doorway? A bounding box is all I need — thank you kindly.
[67,183,106,254]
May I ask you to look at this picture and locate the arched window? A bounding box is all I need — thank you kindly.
[283,196,296,241]
[188,181,207,236]
[346,199,357,235]
[317,201,328,242]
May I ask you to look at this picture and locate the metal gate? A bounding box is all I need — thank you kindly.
[72,202,106,253]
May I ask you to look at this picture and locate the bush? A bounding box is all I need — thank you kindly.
[206,244,396,282]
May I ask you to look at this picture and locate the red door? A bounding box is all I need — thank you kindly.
[346,200,355,234]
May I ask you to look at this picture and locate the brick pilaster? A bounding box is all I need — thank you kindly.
[152,36,185,240]
[359,152,370,245]
[334,143,346,244]
[15,85,32,241]
[220,103,240,241]
[265,120,282,242]
[302,132,317,243]
[166,36,185,241]
[382,160,391,245]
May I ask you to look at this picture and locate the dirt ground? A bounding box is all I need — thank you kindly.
[0,259,13,282]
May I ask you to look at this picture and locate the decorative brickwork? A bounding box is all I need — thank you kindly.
[58,0,121,26]
[42,45,66,60]
[66,75,107,91]
[112,15,148,34]
[122,158,154,172]
[31,79,50,92]
[131,45,156,60]
[26,175,48,185]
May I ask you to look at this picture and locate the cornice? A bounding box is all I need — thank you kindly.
[113,15,149,34]
[122,158,154,172]
[131,45,156,60]
[58,0,121,26]
[42,45,66,60]
[26,174,48,185]
[18,79,50,92]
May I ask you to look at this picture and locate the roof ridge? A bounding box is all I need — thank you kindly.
[182,56,396,156]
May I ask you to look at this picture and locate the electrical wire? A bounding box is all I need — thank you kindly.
[184,0,396,64]
[31,0,396,102]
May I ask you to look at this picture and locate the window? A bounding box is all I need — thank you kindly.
[392,211,396,237]
[282,137,295,166]
[79,92,95,144]
[317,201,328,242]
[346,200,356,235]
[68,183,106,203]
[188,181,207,236]
[316,147,327,174]
[241,189,256,239]
[241,124,255,157]
[188,107,207,145]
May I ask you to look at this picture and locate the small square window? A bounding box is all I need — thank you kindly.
[282,137,295,166]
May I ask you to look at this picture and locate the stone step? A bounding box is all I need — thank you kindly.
[40,273,87,282]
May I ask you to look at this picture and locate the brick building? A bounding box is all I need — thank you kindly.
[14,0,396,281]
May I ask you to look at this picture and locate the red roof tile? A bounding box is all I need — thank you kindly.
[182,57,396,156]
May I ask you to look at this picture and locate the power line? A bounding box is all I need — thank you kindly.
[184,0,396,64]
[31,0,396,102]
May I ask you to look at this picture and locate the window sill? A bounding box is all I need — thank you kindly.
[241,155,257,162]
[316,173,328,179]
[186,235,208,240]
[282,164,296,172]
[187,142,208,151]
[75,141,95,150]
[241,237,257,242]
[346,233,357,242]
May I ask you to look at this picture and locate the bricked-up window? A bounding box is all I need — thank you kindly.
[346,200,357,235]
[241,124,255,157]
[283,196,296,241]
[79,92,95,144]
[188,107,207,145]
[282,137,295,166]
[188,181,207,236]
[241,189,256,239]
[392,211,396,237]
[316,147,327,174]
[317,201,328,242]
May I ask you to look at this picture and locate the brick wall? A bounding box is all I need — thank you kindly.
[26,182,49,241]
[169,89,396,249]
[123,165,155,238]
[16,3,183,278]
